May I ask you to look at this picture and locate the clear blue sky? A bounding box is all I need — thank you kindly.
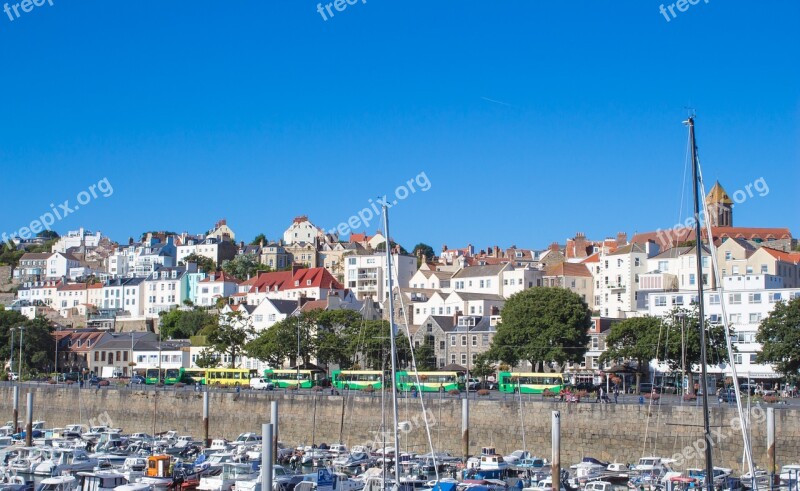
[1,1,798,251]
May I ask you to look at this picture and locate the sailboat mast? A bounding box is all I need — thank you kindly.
[687,116,715,491]
[382,204,402,488]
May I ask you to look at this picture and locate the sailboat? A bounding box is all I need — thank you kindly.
[683,116,758,490]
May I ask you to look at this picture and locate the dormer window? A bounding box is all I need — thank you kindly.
[295,281,300,286]
[306,280,312,286]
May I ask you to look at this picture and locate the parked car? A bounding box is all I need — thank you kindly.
[316,377,332,388]
[7,372,18,381]
[249,377,275,390]
[88,376,101,386]
[740,383,758,396]
[130,375,146,385]
[468,379,497,390]
[638,383,661,394]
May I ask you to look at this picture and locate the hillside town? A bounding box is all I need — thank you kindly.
[1,182,798,389]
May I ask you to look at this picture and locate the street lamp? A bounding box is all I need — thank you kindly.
[54,326,59,381]
[296,315,301,381]
[17,326,25,382]
[675,312,687,396]
[9,328,14,379]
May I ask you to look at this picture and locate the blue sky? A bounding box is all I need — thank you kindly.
[1,1,798,251]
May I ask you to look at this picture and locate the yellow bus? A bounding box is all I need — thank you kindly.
[205,368,257,386]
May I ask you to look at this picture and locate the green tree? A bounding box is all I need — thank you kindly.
[412,243,435,260]
[413,342,436,371]
[179,253,216,274]
[203,311,255,368]
[375,241,409,255]
[193,348,220,369]
[600,316,662,388]
[471,353,496,381]
[314,309,363,369]
[349,320,412,370]
[36,230,60,240]
[222,254,267,281]
[158,309,218,340]
[251,234,267,245]
[487,287,591,370]
[756,297,800,380]
[662,307,730,375]
[0,311,55,377]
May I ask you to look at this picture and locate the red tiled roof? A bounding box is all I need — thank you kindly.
[631,226,793,250]
[245,267,343,293]
[300,300,327,312]
[59,283,88,291]
[582,252,600,263]
[544,262,593,278]
[761,247,800,264]
[200,271,240,283]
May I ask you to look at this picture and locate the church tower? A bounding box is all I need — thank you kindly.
[705,181,733,227]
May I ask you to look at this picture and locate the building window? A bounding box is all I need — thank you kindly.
[729,293,742,305]
[748,293,762,304]
[749,313,762,324]
[461,336,467,346]
[450,335,456,346]
[471,336,477,347]
[655,296,666,307]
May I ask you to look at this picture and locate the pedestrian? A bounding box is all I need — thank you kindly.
[613,387,619,404]
[596,387,603,403]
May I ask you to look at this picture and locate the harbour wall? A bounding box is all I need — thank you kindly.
[2,385,798,470]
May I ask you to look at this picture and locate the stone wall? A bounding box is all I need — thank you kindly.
[1,386,797,470]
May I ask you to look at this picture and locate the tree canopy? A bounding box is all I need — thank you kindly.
[487,287,591,370]
[0,311,55,377]
[221,254,267,280]
[202,311,255,368]
[251,234,267,245]
[756,297,800,380]
[179,253,217,274]
[158,308,218,340]
[412,243,435,260]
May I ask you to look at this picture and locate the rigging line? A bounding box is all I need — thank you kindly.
[654,318,672,457]
[675,130,693,249]
[696,158,758,487]
[642,318,665,458]
[396,285,440,482]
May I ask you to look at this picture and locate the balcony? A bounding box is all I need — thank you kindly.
[608,284,626,292]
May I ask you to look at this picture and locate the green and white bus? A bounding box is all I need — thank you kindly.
[332,370,383,390]
[206,368,257,386]
[498,372,564,394]
[264,369,317,389]
[395,371,462,393]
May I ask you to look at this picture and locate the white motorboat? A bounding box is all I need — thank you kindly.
[34,447,98,476]
[780,464,800,484]
[234,464,297,491]
[113,484,151,491]
[477,447,508,471]
[36,475,77,491]
[504,450,530,466]
[197,462,258,491]
[76,470,128,491]
[119,457,148,483]
[8,446,45,473]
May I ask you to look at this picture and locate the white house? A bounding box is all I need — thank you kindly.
[237,267,346,305]
[195,271,239,307]
[283,215,322,245]
[144,265,196,318]
[101,277,146,317]
[593,242,658,318]
[646,273,799,382]
[344,252,416,301]
[50,228,105,253]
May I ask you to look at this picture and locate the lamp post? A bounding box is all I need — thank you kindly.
[54,326,59,381]
[18,326,25,381]
[296,315,301,381]
[675,312,687,396]
[9,328,14,378]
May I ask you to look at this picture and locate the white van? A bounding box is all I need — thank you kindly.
[249,377,274,390]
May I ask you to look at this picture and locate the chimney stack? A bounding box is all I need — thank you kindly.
[616,232,628,246]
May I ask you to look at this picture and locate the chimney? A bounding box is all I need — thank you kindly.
[574,232,587,258]
[260,239,264,247]
[453,311,460,325]
[549,242,560,252]
[442,244,448,252]
[494,245,500,257]
[239,241,244,248]
[467,244,474,256]
[616,232,628,246]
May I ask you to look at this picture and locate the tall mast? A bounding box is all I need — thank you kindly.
[382,205,401,489]
[686,116,714,491]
